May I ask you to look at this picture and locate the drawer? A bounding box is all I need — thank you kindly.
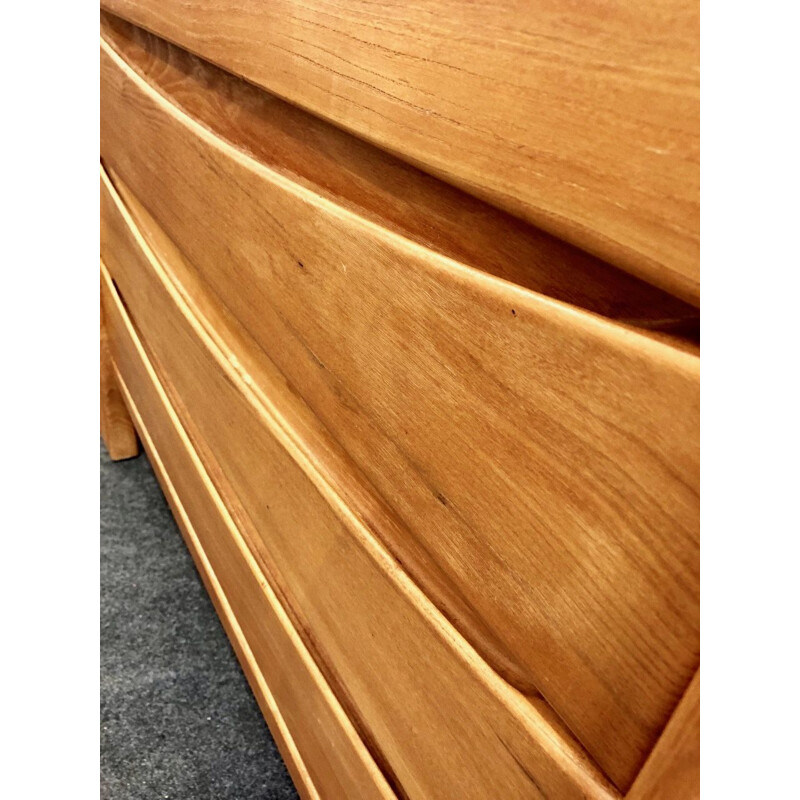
[101,264,395,800]
[99,2,699,304]
[101,23,699,791]
[101,161,618,800]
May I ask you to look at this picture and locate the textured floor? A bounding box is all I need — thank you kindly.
[100,441,300,800]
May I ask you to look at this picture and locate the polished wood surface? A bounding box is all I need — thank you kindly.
[99,12,697,333]
[101,23,699,789]
[101,161,620,800]
[102,262,396,800]
[99,1,700,304]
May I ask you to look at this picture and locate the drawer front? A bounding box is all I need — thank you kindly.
[101,24,699,790]
[99,1,699,304]
[100,168,618,800]
[101,264,396,800]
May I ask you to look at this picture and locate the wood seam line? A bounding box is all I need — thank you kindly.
[115,376,322,800]
[105,264,393,800]
[624,667,700,798]
[99,166,621,800]
[99,33,698,368]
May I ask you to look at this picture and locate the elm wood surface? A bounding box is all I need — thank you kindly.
[100,12,697,334]
[101,164,620,800]
[99,1,700,305]
[100,30,700,790]
[627,671,700,800]
[102,265,395,800]
[100,285,138,460]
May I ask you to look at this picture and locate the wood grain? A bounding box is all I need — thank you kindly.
[100,282,138,460]
[100,170,620,800]
[627,671,700,800]
[99,1,700,304]
[99,12,697,334]
[100,30,700,790]
[102,263,395,800]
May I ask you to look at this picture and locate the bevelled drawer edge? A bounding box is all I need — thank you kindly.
[101,260,397,800]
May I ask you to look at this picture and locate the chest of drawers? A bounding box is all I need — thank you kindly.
[100,6,699,797]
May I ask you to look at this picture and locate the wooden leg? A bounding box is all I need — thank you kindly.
[101,278,139,460]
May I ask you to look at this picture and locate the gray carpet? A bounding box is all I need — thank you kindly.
[100,441,300,800]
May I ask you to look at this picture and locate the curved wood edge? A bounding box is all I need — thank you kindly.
[626,670,699,800]
[99,11,699,336]
[118,385,320,800]
[104,261,397,800]
[99,1,699,305]
[99,29,699,364]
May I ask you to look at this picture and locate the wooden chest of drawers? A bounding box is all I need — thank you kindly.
[100,5,699,798]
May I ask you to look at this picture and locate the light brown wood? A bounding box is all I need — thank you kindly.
[100,167,621,800]
[102,264,395,800]
[100,282,138,460]
[101,28,699,790]
[99,12,697,334]
[100,1,699,304]
[626,671,700,800]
